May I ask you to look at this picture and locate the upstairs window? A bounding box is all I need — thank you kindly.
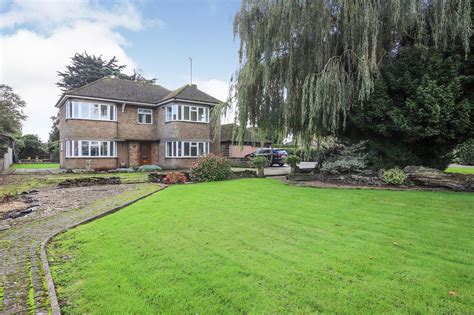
[138,108,152,124]
[66,101,116,121]
[165,104,209,123]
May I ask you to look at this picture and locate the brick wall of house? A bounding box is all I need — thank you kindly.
[128,141,140,167]
[62,158,118,170]
[156,105,211,141]
[59,98,221,169]
[152,142,159,165]
[117,142,129,168]
[117,105,157,140]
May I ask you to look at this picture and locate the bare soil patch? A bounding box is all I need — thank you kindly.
[0,184,143,230]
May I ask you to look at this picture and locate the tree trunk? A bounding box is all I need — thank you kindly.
[404,166,474,192]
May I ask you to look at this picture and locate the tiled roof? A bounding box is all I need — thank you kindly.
[66,78,170,104]
[60,78,221,106]
[159,84,221,104]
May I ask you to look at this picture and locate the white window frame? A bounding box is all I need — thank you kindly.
[65,100,117,122]
[164,104,209,123]
[65,140,117,158]
[137,108,153,124]
[165,141,209,158]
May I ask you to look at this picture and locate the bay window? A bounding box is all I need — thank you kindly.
[65,140,117,158]
[66,101,116,121]
[166,141,209,158]
[165,104,209,123]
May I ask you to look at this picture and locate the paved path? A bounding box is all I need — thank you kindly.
[0,184,160,314]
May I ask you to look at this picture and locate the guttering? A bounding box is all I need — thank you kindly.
[56,95,221,109]
[55,95,157,108]
[156,98,219,107]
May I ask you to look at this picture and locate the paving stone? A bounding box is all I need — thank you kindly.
[0,184,157,314]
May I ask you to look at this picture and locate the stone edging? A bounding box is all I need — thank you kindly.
[39,185,166,315]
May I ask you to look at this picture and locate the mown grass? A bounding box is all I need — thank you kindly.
[48,179,474,314]
[445,167,474,174]
[10,163,60,169]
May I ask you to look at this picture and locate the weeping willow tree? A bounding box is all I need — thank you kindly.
[227,0,471,146]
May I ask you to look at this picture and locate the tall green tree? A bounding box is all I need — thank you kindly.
[56,52,156,91]
[56,52,126,90]
[347,47,473,169]
[16,134,48,160]
[47,115,60,162]
[0,84,26,137]
[230,0,471,146]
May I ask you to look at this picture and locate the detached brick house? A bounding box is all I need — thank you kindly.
[56,78,222,170]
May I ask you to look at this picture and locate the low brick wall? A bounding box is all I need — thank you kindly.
[58,176,121,188]
[228,157,251,168]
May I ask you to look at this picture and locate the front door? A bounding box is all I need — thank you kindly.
[139,143,152,165]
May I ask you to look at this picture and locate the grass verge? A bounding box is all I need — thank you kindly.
[445,167,474,174]
[48,179,474,313]
[10,163,60,169]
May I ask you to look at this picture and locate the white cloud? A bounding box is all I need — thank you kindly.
[194,78,235,124]
[0,0,158,141]
[194,78,229,103]
[0,0,149,31]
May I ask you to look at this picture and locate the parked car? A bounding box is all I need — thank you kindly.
[245,148,288,166]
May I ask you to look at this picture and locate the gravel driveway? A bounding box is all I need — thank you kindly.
[0,183,160,314]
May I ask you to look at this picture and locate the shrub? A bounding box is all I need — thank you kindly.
[190,154,232,182]
[320,141,368,174]
[382,168,407,185]
[456,139,474,165]
[284,155,300,167]
[284,147,319,161]
[94,167,113,172]
[251,156,268,168]
[321,158,367,175]
[138,165,162,172]
[251,156,268,177]
[163,172,187,184]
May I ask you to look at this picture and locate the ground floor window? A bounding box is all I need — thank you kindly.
[66,140,117,157]
[166,141,209,158]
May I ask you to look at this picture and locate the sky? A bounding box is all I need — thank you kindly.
[0,0,241,141]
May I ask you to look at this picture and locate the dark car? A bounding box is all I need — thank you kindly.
[245,148,288,166]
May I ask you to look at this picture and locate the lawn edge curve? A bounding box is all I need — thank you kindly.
[40,185,166,315]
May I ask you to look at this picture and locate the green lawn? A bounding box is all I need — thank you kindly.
[10,163,59,169]
[48,179,474,314]
[445,167,474,174]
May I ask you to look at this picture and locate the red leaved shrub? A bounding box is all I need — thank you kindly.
[163,172,187,184]
[190,154,232,182]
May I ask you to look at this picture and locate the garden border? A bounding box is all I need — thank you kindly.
[39,185,166,315]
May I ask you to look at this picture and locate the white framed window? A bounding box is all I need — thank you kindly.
[138,108,153,124]
[165,141,209,158]
[65,101,117,121]
[165,104,209,123]
[65,140,117,158]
